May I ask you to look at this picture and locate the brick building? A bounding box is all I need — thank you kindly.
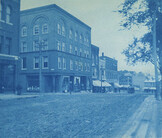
[20,4,92,92]
[91,44,99,80]
[100,52,118,84]
[0,0,20,92]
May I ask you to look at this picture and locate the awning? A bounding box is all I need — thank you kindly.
[0,54,19,61]
[102,81,111,87]
[93,80,111,87]
[114,83,122,88]
[144,87,156,90]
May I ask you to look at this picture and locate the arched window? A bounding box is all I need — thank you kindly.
[69,29,72,39]
[42,24,48,34]
[33,25,39,35]
[0,2,2,20]
[75,32,78,41]
[6,6,11,23]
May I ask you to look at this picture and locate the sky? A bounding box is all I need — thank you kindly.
[20,0,155,76]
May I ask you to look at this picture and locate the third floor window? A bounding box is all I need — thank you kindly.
[21,26,27,37]
[42,24,48,34]
[0,2,3,20]
[33,25,39,35]
[6,6,11,23]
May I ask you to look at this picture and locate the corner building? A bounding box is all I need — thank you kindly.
[20,4,92,92]
[0,0,20,92]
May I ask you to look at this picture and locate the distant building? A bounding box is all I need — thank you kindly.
[91,44,99,80]
[20,4,92,92]
[100,52,118,84]
[0,0,20,92]
[144,80,156,93]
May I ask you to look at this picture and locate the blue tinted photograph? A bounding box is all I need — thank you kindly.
[0,0,162,137]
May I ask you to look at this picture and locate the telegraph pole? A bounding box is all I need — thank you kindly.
[153,0,160,100]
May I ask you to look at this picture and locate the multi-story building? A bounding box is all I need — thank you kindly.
[20,4,92,92]
[99,52,118,84]
[91,44,99,80]
[0,0,20,92]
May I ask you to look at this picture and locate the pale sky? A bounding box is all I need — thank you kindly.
[21,0,155,76]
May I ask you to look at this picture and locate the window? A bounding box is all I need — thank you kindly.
[33,40,39,51]
[58,57,61,69]
[80,49,82,56]
[62,42,65,52]
[42,24,48,34]
[34,57,39,69]
[70,60,73,70]
[42,39,48,50]
[85,63,87,71]
[57,23,61,35]
[22,57,27,69]
[21,26,27,37]
[5,38,11,54]
[33,25,39,35]
[63,58,66,69]
[6,6,11,23]
[70,44,72,53]
[62,25,65,36]
[87,63,90,71]
[80,62,83,71]
[80,34,83,43]
[69,29,72,39]
[75,61,78,71]
[75,32,78,41]
[87,51,89,58]
[75,47,77,55]
[21,42,27,52]
[57,41,61,51]
[42,56,48,69]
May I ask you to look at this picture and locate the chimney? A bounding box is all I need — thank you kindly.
[102,52,104,57]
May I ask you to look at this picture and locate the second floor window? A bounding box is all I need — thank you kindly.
[70,44,72,54]
[6,6,11,23]
[62,25,65,36]
[62,42,65,52]
[63,58,66,69]
[42,24,48,34]
[75,32,78,41]
[42,39,48,50]
[75,61,78,71]
[70,60,73,70]
[42,56,48,69]
[34,57,39,69]
[21,42,27,52]
[75,47,77,55]
[21,26,27,37]
[58,57,61,69]
[22,57,27,69]
[33,40,39,51]
[57,41,61,51]
[33,25,39,35]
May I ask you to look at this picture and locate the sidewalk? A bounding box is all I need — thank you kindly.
[116,95,162,138]
[0,93,39,100]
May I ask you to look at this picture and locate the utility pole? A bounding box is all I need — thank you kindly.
[38,39,44,93]
[153,0,160,100]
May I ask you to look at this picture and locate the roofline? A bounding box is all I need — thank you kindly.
[91,44,99,50]
[21,4,91,30]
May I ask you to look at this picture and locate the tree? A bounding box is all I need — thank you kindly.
[118,0,162,99]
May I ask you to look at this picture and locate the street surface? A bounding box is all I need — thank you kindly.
[0,93,148,138]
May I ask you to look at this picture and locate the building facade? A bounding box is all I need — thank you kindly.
[20,4,92,92]
[91,44,99,80]
[0,0,20,92]
[99,53,118,84]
